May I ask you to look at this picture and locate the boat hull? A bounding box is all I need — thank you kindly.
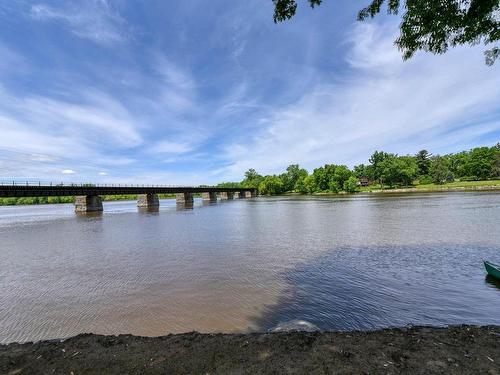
[484,261,500,280]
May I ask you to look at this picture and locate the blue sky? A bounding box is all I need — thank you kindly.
[0,0,499,185]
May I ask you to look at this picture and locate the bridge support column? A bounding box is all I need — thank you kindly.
[237,191,247,199]
[75,195,103,213]
[176,192,193,206]
[202,192,217,203]
[219,192,234,200]
[137,194,159,208]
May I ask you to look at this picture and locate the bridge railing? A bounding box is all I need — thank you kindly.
[0,180,220,189]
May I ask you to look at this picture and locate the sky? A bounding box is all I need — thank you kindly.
[0,0,499,185]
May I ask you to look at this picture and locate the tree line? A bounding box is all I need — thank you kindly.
[218,144,500,195]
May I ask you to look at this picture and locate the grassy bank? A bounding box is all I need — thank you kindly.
[1,326,499,374]
[358,179,500,193]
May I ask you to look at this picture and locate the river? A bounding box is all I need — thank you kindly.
[1,192,499,343]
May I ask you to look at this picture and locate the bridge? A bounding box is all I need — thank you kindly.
[0,183,258,212]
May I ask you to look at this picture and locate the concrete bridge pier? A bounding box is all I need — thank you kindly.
[202,192,217,203]
[237,191,247,199]
[176,192,194,208]
[219,192,234,200]
[137,193,160,208]
[75,195,103,213]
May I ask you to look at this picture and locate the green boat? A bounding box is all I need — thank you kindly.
[484,261,500,280]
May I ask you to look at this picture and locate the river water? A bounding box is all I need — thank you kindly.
[1,192,499,343]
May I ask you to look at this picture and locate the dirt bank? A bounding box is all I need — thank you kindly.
[1,326,499,374]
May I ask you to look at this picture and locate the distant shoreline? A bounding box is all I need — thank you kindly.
[363,185,500,194]
[1,326,499,374]
[307,184,500,195]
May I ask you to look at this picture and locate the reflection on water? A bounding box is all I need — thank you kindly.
[138,206,160,214]
[75,211,104,218]
[176,202,194,210]
[0,193,499,343]
[486,275,500,290]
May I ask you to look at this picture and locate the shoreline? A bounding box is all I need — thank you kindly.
[361,185,500,194]
[283,185,500,197]
[2,326,499,374]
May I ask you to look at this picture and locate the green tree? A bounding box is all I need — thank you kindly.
[463,146,496,180]
[282,164,308,191]
[398,156,418,186]
[302,174,317,193]
[447,151,469,178]
[217,182,241,188]
[369,151,390,186]
[328,180,340,193]
[311,166,330,191]
[331,165,352,189]
[353,164,368,179]
[258,175,285,195]
[415,150,432,176]
[294,169,309,191]
[379,155,400,188]
[493,143,500,178]
[273,0,500,65]
[430,156,450,184]
[343,176,359,193]
[242,169,263,189]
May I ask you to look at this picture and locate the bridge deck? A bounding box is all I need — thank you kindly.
[0,185,256,198]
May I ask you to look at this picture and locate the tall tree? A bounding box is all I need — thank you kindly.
[463,146,496,179]
[302,174,317,193]
[447,151,469,177]
[398,156,419,186]
[273,0,500,65]
[369,150,390,185]
[353,164,367,179]
[312,165,336,191]
[415,150,432,176]
[430,155,450,184]
[282,164,308,191]
[378,154,401,187]
[331,165,353,188]
[242,169,264,189]
[493,143,500,178]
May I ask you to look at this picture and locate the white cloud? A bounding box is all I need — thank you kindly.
[98,172,107,176]
[217,22,500,180]
[61,169,75,174]
[30,1,128,44]
[0,42,213,182]
[149,141,193,155]
[153,56,198,113]
[0,85,142,154]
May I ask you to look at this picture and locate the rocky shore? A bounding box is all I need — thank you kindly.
[1,326,500,374]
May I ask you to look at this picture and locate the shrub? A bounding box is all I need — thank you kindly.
[343,176,359,193]
[418,175,433,185]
